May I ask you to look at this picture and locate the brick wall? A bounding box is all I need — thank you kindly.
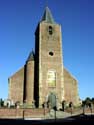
[65,107,94,115]
[8,67,24,104]
[64,68,79,105]
[0,108,50,119]
[37,22,64,106]
[25,60,34,105]
[0,108,23,119]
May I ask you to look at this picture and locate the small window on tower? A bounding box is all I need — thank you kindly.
[49,26,53,35]
[49,51,54,56]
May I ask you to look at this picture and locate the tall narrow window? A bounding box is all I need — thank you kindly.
[47,70,56,87]
[49,26,53,35]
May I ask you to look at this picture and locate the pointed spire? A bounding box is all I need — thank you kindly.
[26,50,34,62]
[41,7,55,24]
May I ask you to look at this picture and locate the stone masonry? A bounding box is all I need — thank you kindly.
[8,7,79,108]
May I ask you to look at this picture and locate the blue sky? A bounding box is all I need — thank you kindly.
[0,0,94,100]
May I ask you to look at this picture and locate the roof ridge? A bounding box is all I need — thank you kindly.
[26,50,34,62]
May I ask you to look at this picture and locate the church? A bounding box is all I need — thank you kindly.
[8,7,79,109]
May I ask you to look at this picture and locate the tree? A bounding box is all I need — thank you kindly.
[0,98,4,107]
[82,100,86,115]
[85,97,91,107]
[0,98,2,107]
[91,98,94,106]
[69,102,73,115]
[82,100,86,107]
[81,97,94,115]
[62,100,66,111]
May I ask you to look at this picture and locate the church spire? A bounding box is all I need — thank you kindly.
[41,7,55,24]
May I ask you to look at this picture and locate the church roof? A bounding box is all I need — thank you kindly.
[26,50,34,62]
[41,7,55,24]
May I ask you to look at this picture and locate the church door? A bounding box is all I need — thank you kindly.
[48,93,57,109]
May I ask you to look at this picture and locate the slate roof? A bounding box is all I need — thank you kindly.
[41,7,55,24]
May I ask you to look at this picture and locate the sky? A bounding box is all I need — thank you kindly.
[0,0,94,100]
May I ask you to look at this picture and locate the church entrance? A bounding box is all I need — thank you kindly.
[48,93,57,110]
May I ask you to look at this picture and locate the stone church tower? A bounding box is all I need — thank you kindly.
[8,7,79,108]
[34,7,64,108]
